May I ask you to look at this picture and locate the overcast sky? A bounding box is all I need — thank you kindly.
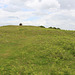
[0,0,75,30]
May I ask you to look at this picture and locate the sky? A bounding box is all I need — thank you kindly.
[0,0,75,30]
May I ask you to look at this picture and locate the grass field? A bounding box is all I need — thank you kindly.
[0,25,75,75]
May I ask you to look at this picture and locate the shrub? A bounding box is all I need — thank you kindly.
[49,27,53,29]
[53,27,57,29]
[39,26,45,28]
[19,23,23,26]
[57,28,61,30]
[49,27,61,30]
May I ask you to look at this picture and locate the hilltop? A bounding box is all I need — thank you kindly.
[0,25,75,75]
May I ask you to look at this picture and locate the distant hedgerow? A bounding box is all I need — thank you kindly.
[49,27,60,30]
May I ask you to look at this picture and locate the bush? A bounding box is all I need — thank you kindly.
[57,28,61,30]
[53,27,57,29]
[39,26,45,28]
[49,27,61,30]
[19,23,23,26]
[49,27,53,29]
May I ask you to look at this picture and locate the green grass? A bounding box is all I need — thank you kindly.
[0,25,75,75]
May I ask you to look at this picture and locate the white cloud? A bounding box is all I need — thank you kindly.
[37,9,75,30]
[26,0,60,10]
[0,0,75,30]
[2,0,60,12]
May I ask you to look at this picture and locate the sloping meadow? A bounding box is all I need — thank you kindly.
[0,26,75,75]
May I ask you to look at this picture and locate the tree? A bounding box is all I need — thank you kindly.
[19,23,22,26]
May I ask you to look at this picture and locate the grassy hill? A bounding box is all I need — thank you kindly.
[0,25,75,75]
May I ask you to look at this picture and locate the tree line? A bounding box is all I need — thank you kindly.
[39,26,61,30]
[19,23,61,30]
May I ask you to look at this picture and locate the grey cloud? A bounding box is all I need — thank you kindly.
[52,14,73,21]
[3,0,28,12]
[33,11,49,16]
[58,0,75,9]
[3,4,23,12]
[39,0,42,2]
[8,16,19,19]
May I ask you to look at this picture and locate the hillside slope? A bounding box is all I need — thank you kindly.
[0,26,75,75]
